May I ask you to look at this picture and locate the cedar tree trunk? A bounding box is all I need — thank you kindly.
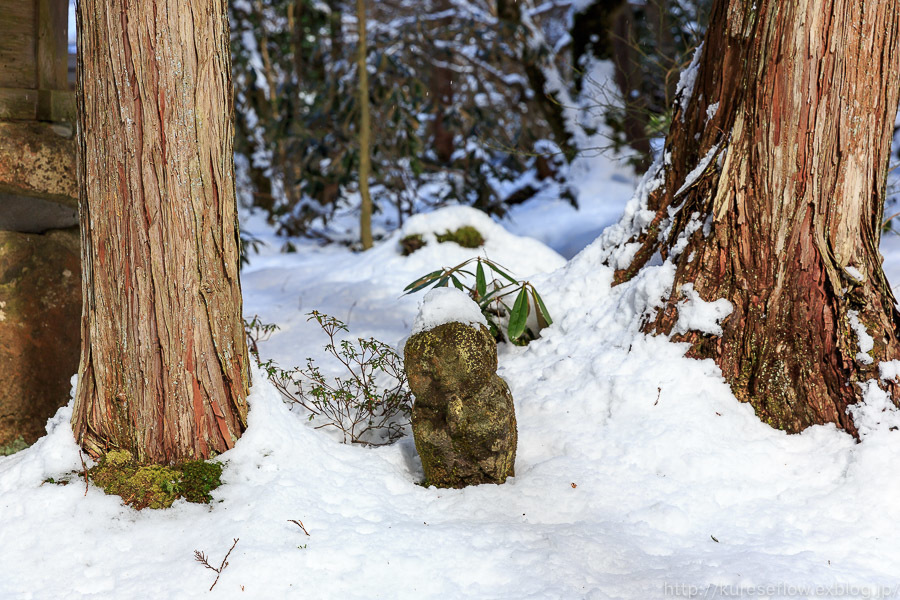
[73,0,250,461]
[613,0,900,434]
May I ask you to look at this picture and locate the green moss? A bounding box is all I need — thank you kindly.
[88,451,224,510]
[0,436,29,456]
[103,449,133,468]
[436,226,484,249]
[405,322,497,399]
[400,234,426,256]
[178,460,224,504]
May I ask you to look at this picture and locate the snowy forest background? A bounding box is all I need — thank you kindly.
[2,1,900,598]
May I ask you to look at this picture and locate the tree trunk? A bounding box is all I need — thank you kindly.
[570,0,625,92]
[357,0,373,250]
[611,0,900,434]
[428,0,455,165]
[610,7,651,170]
[73,0,250,462]
[571,0,652,169]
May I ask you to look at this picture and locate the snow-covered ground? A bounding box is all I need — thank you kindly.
[5,134,900,600]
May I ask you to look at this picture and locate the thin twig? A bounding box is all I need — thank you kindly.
[288,519,310,536]
[194,538,239,591]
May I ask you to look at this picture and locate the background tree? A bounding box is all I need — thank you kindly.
[607,0,900,434]
[73,0,250,461]
[357,0,374,249]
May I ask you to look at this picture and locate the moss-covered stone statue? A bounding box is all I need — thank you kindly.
[404,288,517,487]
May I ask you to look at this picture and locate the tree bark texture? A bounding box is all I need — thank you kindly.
[613,0,900,434]
[73,0,250,461]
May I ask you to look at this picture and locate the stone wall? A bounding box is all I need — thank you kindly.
[0,0,80,447]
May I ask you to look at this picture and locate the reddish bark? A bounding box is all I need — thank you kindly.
[614,0,900,434]
[73,0,249,461]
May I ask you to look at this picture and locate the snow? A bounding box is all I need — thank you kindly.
[411,288,487,334]
[849,310,875,365]
[673,283,733,336]
[674,143,721,197]
[7,83,900,600]
[845,265,865,282]
[880,360,900,381]
[676,42,703,121]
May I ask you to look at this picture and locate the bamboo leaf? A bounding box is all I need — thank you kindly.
[479,286,506,307]
[507,288,530,340]
[450,274,465,291]
[489,262,519,284]
[403,270,445,294]
[531,287,553,328]
[476,261,487,298]
[436,276,450,288]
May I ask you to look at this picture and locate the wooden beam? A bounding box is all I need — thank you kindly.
[0,0,37,89]
[37,0,68,91]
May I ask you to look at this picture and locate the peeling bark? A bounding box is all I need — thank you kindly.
[73,0,250,461]
[614,0,900,434]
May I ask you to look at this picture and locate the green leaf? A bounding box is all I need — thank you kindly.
[436,276,450,288]
[531,287,553,328]
[488,262,519,284]
[478,286,507,308]
[403,269,445,294]
[507,288,530,340]
[449,274,465,291]
[475,261,487,298]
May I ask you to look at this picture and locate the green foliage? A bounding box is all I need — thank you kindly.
[179,461,225,504]
[399,234,426,256]
[0,436,29,456]
[244,314,280,360]
[240,231,265,269]
[230,0,572,241]
[260,311,412,445]
[87,450,224,510]
[435,226,485,249]
[400,227,485,255]
[404,257,552,345]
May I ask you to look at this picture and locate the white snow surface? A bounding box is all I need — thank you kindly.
[673,283,733,336]
[9,143,900,600]
[676,43,703,121]
[411,288,488,334]
[849,310,875,365]
[845,265,865,282]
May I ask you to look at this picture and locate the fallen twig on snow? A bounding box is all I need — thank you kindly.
[194,538,239,591]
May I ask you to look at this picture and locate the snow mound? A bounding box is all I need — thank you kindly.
[397,205,565,274]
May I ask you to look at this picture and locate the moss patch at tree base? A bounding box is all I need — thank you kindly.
[0,436,29,456]
[87,450,224,510]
